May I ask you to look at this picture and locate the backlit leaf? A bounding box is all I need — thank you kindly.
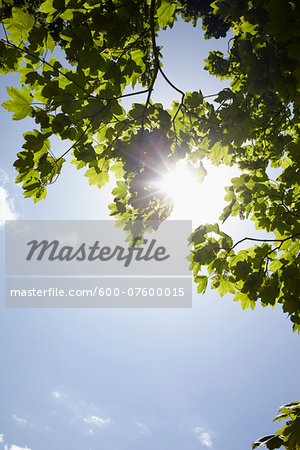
[2,86,33,120]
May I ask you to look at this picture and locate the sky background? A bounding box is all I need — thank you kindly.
[0,17,300,450]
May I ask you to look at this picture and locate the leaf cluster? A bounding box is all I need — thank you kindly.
[253,402,300,450]
[1,0,300,329]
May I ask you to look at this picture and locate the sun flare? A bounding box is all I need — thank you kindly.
[160,160,202,204]
[158,159,240,224]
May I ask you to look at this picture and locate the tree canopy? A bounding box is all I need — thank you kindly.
[1,0,300,331]
[1,2,300,445]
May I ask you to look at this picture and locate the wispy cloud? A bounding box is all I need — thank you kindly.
[5,445,32,450]
[12,414,28,426]
[137,422,151,435]
[194,427,213,448]
[50,387,113,435]
[200,432,213,448]
[0,434,4,443]
[0,185,17,226]
[0,169,17,226]
[83,415,111,428]
[0,168,9,184]
[52,390,67,400]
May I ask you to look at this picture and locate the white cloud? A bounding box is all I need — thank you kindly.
[194,428,213,448]
[86,428,94,435]
[83,415,111,428]
[0,168,9,184]
[7,446,31,450]
[200,432,213,448]
[137,422,151,435]
[52,390,66,400]
[0,434,4,443]
[50,389,112,435]
[0,185,17,226]
[12,414,27,425]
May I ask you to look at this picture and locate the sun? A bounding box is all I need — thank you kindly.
[160,160,203,203]
[158,158,240,224]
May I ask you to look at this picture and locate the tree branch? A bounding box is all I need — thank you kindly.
[229,232,300,254]
[144,0,159,109]
[137,0,160,167]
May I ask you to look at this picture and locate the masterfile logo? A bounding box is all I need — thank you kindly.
[5,220,192,308]
[25,237,170,267]
[5,220,190,276]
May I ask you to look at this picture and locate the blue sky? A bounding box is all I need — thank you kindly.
[0,17,300,450]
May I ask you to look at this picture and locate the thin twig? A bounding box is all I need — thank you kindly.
[138,0,160,167]
[203,93,221,99]
[1,39,91,95]
[159,66,185,98]
[229,232,300,254]
[144,0,160,109]
[2,23,9,42]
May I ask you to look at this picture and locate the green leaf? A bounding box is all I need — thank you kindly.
[185,91,203,109]
[218,278,235,297]
[85,167,109,189]
[234,291,255,310]
[46,34,55,53]
[157,0,176,29]
[81,98,105,118]
[2,86,33,120]
[252,435,283,449]
[238,17,258,36]
[112,181,127,199]
[233,260,251,281]
[3,7,35,40]
[39,0,55,13]
[110,161,125,179]
[195,275,208,293]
